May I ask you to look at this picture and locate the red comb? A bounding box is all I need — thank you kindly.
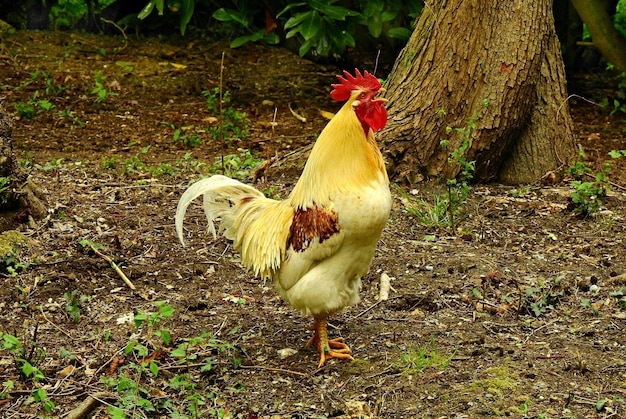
[330,69,381,101]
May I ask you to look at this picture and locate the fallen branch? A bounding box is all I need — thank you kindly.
[379,272,392,301]
[65,391,112,419]
[89,244,135,290]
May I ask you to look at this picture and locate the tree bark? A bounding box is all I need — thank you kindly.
[571,0,626,72]
[381,0,577,185]
[0,102,46,231]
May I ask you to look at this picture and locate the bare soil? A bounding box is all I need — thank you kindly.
[1,30,626,418]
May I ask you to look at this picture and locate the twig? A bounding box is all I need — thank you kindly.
[100,18,127,52]
[288,102,307,123]
[379,272,391,301]
[64,391,113,419]
[353,300,383,319]
[89,244,136,290]
[583,171,626,192]
[239,364,308,377]
[39,306,72,338]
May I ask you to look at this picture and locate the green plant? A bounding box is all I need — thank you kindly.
[13,101,35,119]
[581,298,600,316]
[213,3,280,48]
[0,176,11,204]
[401,107,482,232]
[212,151,263,179]
[90,70,116,103]
[280,0,360,57]
[123,155,147,174]
[211,0,421,57]
[58,109,85,127]
[99,301,240,418]
[202,88,250,144]
[138,0,195,35]
[523,275,565,317]
[395,186,450,227]
[0,230,34,276]
[50,0,117,29]
[64,290,89,324]
[610,288,626,309]
[399,338,456,374]
[32,388,56,414]
[101,155,118,169]
[12,91,56,119]
[35,158,66,171]
[163,121,205,148]
[134,300,174,346]
[568,150,625,216]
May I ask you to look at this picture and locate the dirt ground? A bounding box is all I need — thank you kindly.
[1,30,626,418]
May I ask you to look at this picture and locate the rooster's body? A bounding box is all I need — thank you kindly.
[176,70,391,367]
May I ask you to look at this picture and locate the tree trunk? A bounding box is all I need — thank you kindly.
[381,0,577,185]
[570,0,626,72]
[0,103,47,231]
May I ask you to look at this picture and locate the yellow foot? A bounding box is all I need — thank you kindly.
[306,317,353,368]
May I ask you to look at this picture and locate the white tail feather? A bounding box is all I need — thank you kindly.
[175,175,263,246]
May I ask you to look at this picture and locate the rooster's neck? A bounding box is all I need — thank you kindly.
[289,98,387,209]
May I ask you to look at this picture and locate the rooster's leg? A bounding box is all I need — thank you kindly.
[306,316,353,367]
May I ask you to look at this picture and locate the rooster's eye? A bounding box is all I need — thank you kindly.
[359,93,366,99]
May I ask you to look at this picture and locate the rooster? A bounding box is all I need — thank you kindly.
[175,69,391,367]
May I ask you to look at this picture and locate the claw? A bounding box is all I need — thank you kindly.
[307,317,353,368]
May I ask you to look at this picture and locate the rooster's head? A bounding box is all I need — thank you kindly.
[330,69,387,133]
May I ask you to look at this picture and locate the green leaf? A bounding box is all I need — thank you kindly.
[386,27,411,40]
[285,27,301,39]
[156,329,171,346]
[366,14,383,37]
[277,2,307,18]
[149,360,159,376]
[299,37,315,56]
[264,32,280,45]
[301,12,322,40]
[320,5,360,20]
[179,0,194,35]
[155,0,164,15]
[284,11,312,30]
[381,10,399,22]
[309,0,359,20]
[316,33,331,56]
[171,345,187,358]
[230,30,264,48]
[138,1,155,19]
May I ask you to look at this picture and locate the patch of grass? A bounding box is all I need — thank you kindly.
[0,230,35,276]
[395,186,451,228]
[469,365,519,396]
[398,338,455,375]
